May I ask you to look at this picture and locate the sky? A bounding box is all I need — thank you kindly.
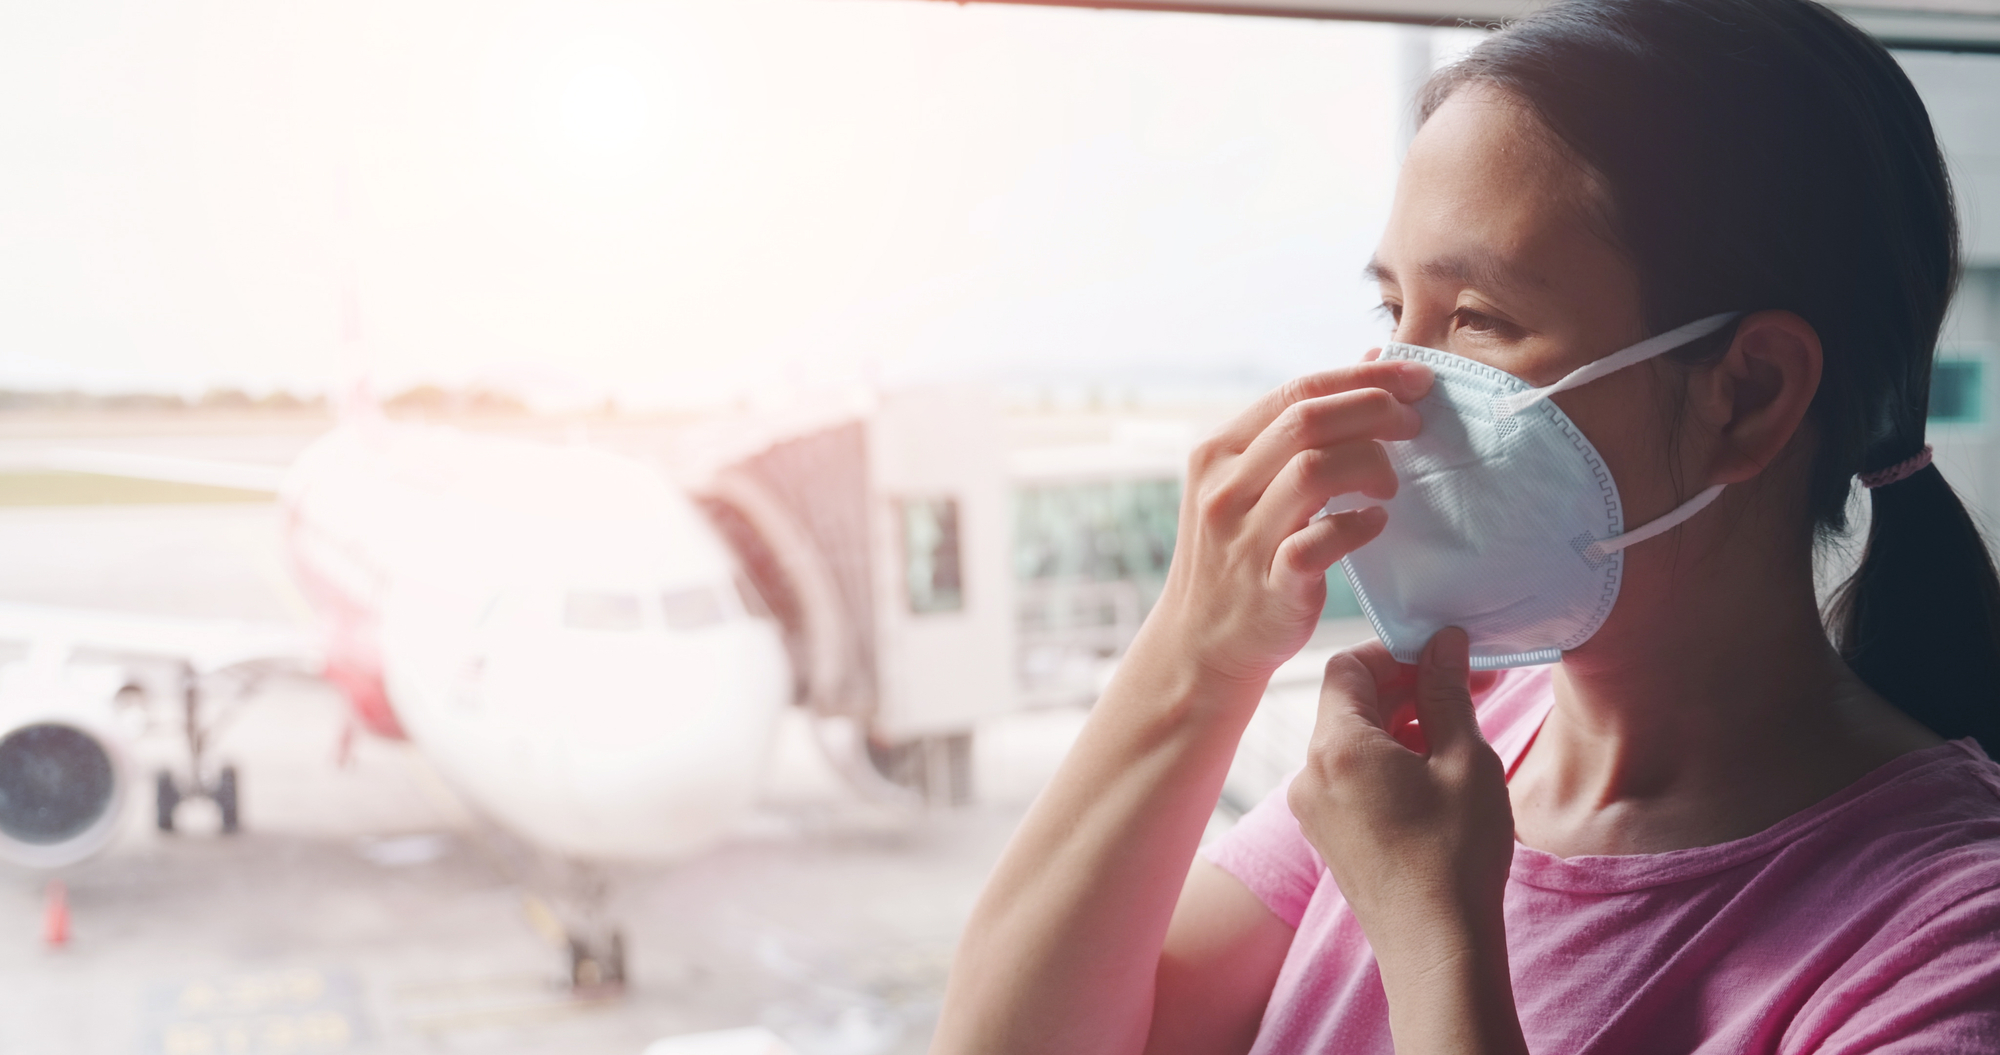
[0,0,1422,410]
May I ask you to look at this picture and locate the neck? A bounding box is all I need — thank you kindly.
[1511,510,1937,856]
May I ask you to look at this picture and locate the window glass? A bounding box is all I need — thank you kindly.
[1012,478,1180,703]
[562,591,645,632]
[661,586,727,631]
[901,497,965,614]
[731,570,772,622]
[1931,357,1984,425]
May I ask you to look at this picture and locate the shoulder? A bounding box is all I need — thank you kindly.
[1784,743,2000,1050]
[1200,780,1319,928]
[1789,827,2000,1053]
[1849,742,2000,904]
[1823,741,2000,874]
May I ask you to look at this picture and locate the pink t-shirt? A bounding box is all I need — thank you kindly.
[1202,666,2000,1054]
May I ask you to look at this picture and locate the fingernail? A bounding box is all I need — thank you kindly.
[1397,361,1434,395]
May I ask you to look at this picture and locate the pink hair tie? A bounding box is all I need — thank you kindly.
[1859,445,1934,490]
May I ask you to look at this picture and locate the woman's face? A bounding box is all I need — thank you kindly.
[1376,86,1752,655]
[1370,84,1732,649]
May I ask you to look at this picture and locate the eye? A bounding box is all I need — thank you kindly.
[1450,307,1522,338]
[1375,301,1403,325]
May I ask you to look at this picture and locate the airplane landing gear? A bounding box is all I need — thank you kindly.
[216,766,239,832]
[155,771,179,831]
[567,930,626,990]
[520,865,628,993]
[153,764,240,834]
[153,662,250,835]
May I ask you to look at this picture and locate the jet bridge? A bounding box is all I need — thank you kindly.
[695,389,1015,807]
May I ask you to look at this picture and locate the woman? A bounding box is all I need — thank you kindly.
[933,0,2000,1051]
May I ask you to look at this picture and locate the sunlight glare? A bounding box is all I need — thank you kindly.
[532,38,670,180]
[558,63,649,157]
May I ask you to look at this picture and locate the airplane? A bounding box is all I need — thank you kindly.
[0,385,1027,984]
[0,420,803,982]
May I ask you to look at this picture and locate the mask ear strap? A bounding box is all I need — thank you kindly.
[1580,483,1727,562]
[1496,312,1741,419]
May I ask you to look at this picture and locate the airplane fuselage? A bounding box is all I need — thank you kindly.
[279,424,793,860]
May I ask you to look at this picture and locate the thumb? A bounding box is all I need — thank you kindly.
[1414,626,1483,755]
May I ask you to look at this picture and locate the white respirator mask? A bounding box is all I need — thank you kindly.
[1324,312,1740,669]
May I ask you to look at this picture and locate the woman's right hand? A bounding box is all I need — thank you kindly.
[935,359,1431,1055]
[1139,359,1432,692]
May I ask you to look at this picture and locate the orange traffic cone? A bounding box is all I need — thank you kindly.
[43,880,69,948]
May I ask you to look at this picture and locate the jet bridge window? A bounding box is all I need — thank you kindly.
[900,496,964,614]
[563,591,645,632]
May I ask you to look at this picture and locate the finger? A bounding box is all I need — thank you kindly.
[1249,440,1397,548]
[1317,647,1396,733]
[1345,640,1419,719]
[1201,360,1432,458]
[1412,627,1486,757]
[1361,346,1384,363]
[1205,389,1421,520]
[1321,641,1412,728]
[1272,506,1385,589]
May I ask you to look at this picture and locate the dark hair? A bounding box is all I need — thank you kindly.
[1422,0,2000,753]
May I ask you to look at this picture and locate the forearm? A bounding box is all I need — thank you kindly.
[1291,633,1526,1055]
[1373,906,1528,1055]
[933,626,1265,1055]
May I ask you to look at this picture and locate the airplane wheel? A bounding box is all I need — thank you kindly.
[216,766,240,834]
[567,937,596,988]
[568,931,626,989]
[155,771,180,833]
[606,930,627,986]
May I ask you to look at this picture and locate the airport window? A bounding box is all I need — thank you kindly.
[901,496,965,614]
[1013,478,1181,705]
[563,590,645,631]
[661,585,727,631]
[1931,358,1984,425]
[1013,479,1180,589]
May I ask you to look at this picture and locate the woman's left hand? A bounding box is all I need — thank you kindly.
[1287,628,1528,1054]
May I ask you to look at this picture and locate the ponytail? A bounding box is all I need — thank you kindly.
[1832,462,2000,753]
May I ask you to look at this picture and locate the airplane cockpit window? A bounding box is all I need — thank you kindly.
[731,569,774,622]
[660,585,728,631]
[562,590,646,632]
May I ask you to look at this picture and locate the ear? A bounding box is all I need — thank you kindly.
[1688,310,1823,486]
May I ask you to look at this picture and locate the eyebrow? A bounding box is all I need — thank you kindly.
[1364,252,1523,294]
